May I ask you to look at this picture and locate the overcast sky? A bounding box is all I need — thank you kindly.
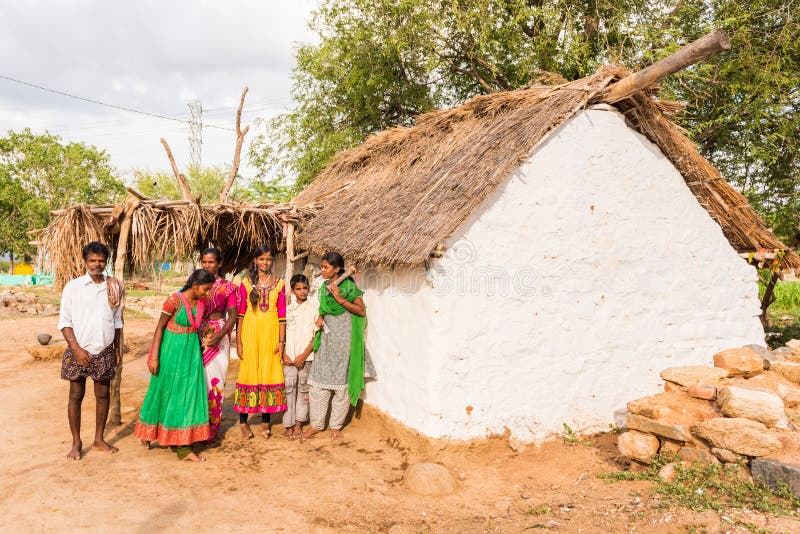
[0,0,316,183]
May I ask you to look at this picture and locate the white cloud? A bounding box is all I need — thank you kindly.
[0,0,317,180]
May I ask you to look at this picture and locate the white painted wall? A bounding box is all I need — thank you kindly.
[362,108,764,442]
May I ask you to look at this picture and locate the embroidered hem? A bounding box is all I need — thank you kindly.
[133,421,210,446]
[233,382,287,413]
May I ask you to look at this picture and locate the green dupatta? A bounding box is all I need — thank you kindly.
[312,278,365,406]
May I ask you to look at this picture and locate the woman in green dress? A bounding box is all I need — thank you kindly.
[134,269,215,462]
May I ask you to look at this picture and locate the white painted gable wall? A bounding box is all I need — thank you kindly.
[361,108,764,442]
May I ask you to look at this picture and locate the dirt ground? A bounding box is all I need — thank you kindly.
[2,314,799,533]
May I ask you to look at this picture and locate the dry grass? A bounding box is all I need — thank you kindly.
[293,65,799,271]
[39,201,314,289]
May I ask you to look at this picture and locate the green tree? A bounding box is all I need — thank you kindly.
[0,129,124,256]
[249,0,668,191]
[657,0,800,245]
[253,0,800,244]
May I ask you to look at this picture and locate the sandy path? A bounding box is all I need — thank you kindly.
[2,315,798,533]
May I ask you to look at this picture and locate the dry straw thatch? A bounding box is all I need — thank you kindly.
[293,65,800,271]
[39,199,313,289]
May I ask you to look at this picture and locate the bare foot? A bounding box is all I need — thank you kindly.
[140,439,151,449]
[261,423,272,439]
[240,424,254,440]
[91,439,119,454]
[292,422,303,440]
[331,429,344,441]
[301,427,319,441]
[182,452,206,463]
[283,428,294,439]
[66,440,82,460]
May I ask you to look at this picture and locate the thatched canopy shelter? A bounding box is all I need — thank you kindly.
[293,64,800,271]
[38,195,314,289]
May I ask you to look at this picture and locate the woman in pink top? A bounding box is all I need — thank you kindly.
[199,247,240,441]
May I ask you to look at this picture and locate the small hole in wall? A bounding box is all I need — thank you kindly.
[590,205,595,213]
[466,405,474,416]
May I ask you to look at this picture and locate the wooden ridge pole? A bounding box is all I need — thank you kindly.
[108,193,141,426]
[603,29,730,104]
[219,86,251,203]
[160,138,193,201]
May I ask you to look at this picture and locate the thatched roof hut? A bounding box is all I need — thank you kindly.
[293,64,799,271]
[38,196,313,289]
[287,46,799,443]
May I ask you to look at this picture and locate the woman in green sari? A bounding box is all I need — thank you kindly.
[134,269,215,462]
[302,252,375,441]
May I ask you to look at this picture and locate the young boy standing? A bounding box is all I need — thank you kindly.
[282,274,318,439]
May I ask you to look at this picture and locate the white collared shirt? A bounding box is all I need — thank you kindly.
[58,273,123,355]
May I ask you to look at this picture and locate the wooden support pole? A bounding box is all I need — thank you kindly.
[603,29,730,104]
[108,194,141,427]
[284,223,295,304]
[160,138,193,201]
[219,87,250,204]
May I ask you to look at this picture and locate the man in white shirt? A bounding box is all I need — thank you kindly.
[58,242,123,460]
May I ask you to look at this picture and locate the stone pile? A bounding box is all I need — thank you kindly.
[0,286,58,317]
[617,344,800,496]
[125,295,165,318]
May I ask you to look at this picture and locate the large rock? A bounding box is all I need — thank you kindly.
[627,392,718,425]
[751,458,800,498]
[617,431,659,463]
[661,366,728,387]
[717,386,786,427]
[713,348,763,377]
[691,418,781,457]
[770,362,800,383]
[24,343,66,361]
[733,372,800,408]
[404,463,456,496]
[626,413,692,442]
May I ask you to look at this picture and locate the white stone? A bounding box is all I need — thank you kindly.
[717,386,785,427]
[359,109,764,442]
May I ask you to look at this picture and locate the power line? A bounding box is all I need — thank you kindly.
[0,73,234,131]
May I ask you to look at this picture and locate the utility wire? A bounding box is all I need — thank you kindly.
[0,73,235,131]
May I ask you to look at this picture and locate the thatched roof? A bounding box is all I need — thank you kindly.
[293,65,800,271]
[39,198,313,288]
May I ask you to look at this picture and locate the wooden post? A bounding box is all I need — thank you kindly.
[160,138,193,201]
[284,223,295,305]
[760,270,780,328]
[603,29,730,103]
[108,194,141,427]
[219,87,250,203]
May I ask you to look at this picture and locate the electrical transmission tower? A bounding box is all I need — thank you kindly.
[188,99,203,169]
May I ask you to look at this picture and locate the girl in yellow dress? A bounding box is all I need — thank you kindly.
[234,245,288,438]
